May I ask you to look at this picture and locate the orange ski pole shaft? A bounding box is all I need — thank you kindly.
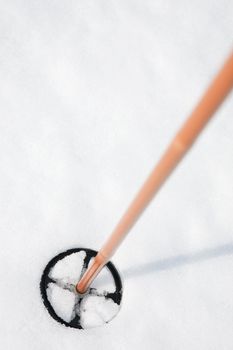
[77,52,233,294]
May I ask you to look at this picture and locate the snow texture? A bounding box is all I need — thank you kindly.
[0,0,233,349]
[47,283,76,323]
[49,250,86,284]
[87,258,116,293]
[80,295,120,329]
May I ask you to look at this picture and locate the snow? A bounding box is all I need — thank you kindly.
[49,250,86,284]
[0,0,233,349]
[47,283,75,323]
[80,295,120,329]
[87,258,116,293]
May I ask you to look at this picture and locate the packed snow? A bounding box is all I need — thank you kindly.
[49,251,86,284]
[86,258,116,293]
[80,295,120,329]
[47,283,75,323]
[0,0,233,349]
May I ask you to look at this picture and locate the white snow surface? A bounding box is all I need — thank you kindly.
[0,0,233,349]
[47,283,76,323]
[87,258,116,293]
[80,295,120,329]
[49,250,86,284]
